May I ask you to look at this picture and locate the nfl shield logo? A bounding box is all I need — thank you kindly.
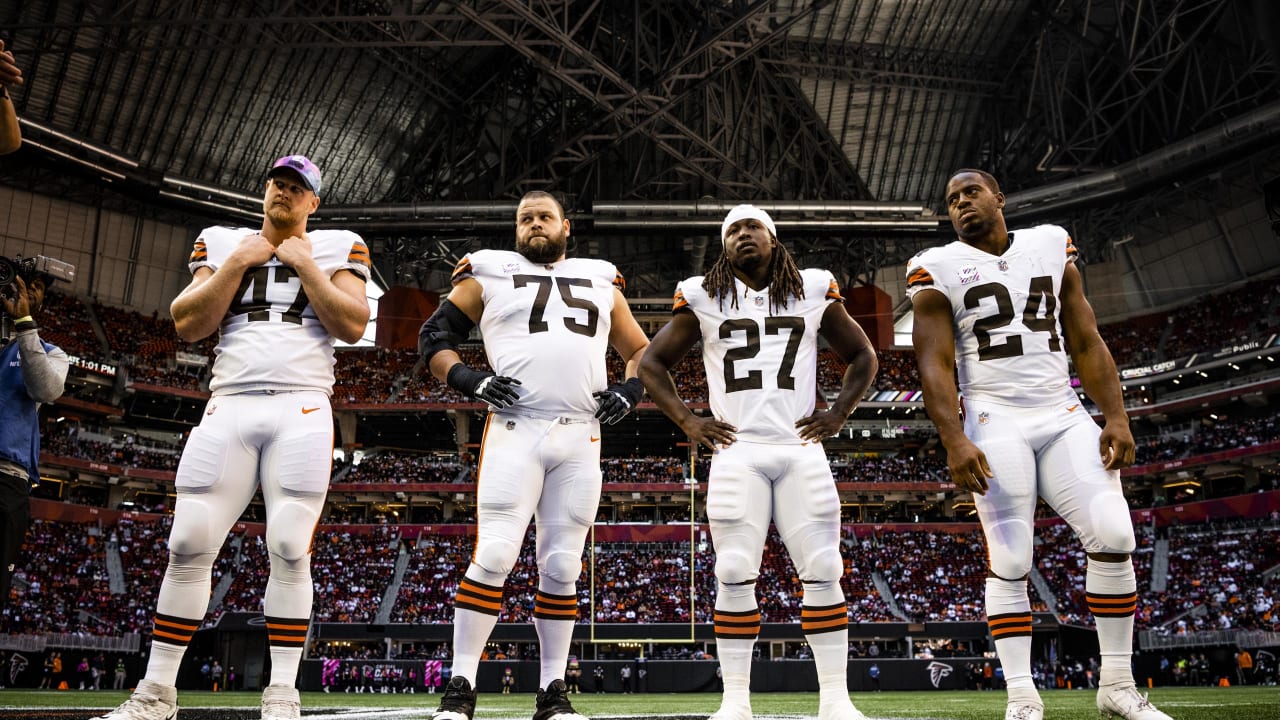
[754,296,765,307]
[978,412,990,425]
[506,421,516,430]
[997,259,1009,272]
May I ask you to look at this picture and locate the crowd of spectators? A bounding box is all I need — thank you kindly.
[867,530,1029,621]
[831,453,949,484]
[41,420,182,472]
[0,519,112,635]
[2,511,1276,640]
[35,290,100,358]
[1099,310,1170,368]
[601,456,686,484]
[338,452,468,485]
[1162,279,1280,360]
[1132,408,1280,467]
[1152,520,1280,634]
[333,349,418,403]
[94,301,214,392]
[311,528,401,623]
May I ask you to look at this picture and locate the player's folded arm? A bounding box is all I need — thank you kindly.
[418,298,477,365]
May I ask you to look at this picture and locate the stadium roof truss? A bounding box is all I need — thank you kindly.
[1,0,1277,295]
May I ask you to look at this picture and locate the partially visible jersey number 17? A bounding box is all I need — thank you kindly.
[230,265,310,323]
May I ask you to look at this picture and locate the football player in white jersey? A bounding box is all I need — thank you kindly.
[908,169,1171,720]
[95,155,371,720]
[418,191,649,720]
[639,205,878,720]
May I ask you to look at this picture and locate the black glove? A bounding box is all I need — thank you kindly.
[593,377,644,425]
[447,364,522,408]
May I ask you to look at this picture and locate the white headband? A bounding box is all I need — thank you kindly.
[721,204,777,244]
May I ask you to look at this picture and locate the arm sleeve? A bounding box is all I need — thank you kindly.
[16,331,69,403]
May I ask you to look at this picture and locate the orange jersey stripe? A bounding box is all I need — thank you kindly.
[825,279,843,301]
[613,272,626,292]
[907,268,933,286]
[672,289,688,311]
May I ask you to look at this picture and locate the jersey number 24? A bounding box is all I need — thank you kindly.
[965,276,1061,361]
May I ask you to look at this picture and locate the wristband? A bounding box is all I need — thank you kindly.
[13,316,33,325]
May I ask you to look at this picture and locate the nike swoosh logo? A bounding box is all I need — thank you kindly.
[301,407,321,414]
[1066,404,1079,412]
[590,437,600,443]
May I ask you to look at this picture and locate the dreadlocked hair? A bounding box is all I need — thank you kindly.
[701,236,806,314]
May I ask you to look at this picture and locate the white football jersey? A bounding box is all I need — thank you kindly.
[454,249,622,418]
[905,224,1077,406]
[189,226,371,396]
[674,269,842,444]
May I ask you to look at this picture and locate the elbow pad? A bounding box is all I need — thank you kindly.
[418,299,477,363]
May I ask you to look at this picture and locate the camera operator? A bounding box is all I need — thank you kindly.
[0,270,68,602]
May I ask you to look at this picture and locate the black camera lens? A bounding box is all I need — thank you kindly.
[0,257,16,288]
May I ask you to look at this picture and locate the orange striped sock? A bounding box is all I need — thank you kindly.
[1086,591,1138,618]
[455,577,504,617]
[987,611,1033,640]
[533,590,578,621]
[801,602,848,635]
[152,612,200,647]
[714,608,761,639]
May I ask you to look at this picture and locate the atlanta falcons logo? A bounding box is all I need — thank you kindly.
[927,661,954,688]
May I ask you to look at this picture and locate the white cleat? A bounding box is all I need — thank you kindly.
[1005,701,1044,720]
[260,683,301,719]
[707,703,753,720]
[91,679,178,720]
[818,696,869,720]
[1097,685,1174,719]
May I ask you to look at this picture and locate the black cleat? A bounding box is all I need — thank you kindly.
[534,678,588,720]
[431,676,477,720]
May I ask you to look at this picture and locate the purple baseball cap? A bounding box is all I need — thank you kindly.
[268,155,322,194]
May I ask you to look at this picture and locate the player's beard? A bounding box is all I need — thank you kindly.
[265,202,301,229]
[516,229,567,264]
[731,251,769,276]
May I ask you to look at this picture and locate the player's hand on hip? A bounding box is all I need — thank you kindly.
[1099,422,1136,470]
[233,234,277,267]
[472,374,522,408]
[795,410,843,444]
[945,437,992,495]
[274,234,314,269]
[593,378,644,425]
[680,415,736,452]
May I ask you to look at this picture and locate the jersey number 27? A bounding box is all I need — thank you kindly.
[720,316,804,393]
